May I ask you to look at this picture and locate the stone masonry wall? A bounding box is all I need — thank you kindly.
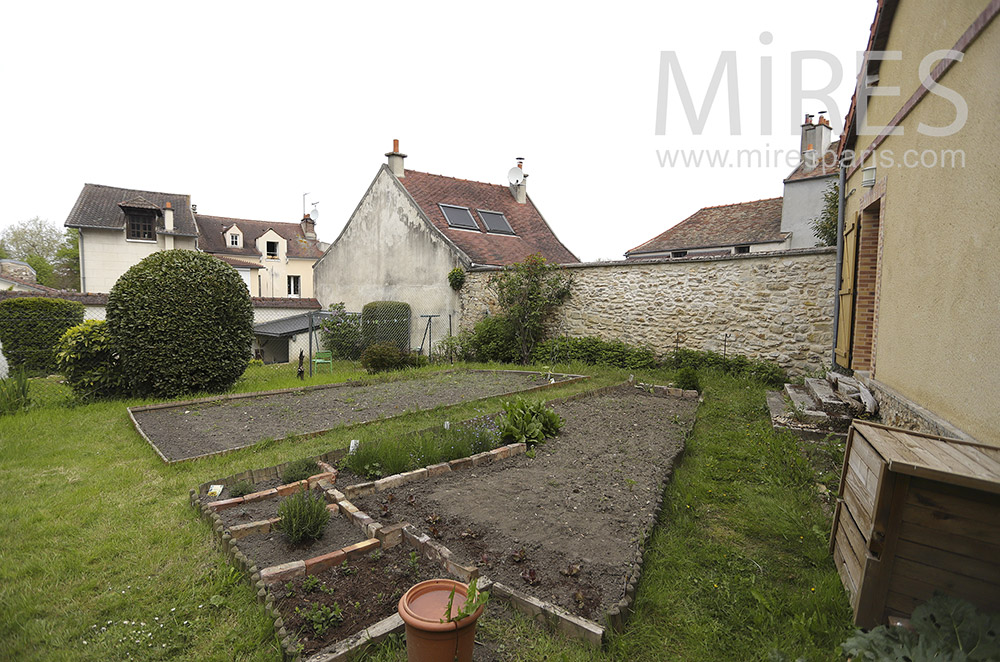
[459,248,836,377]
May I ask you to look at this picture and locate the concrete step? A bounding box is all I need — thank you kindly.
[766,390,849,441]
[783,384,829,424]
[805,377,849,415]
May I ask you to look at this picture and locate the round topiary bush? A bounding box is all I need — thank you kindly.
[0,297,84,373]
[56,320,125,399]
[361,301,411,352]
[106,250,254,397]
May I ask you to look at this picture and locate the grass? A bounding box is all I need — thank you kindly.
[0,359,852,661]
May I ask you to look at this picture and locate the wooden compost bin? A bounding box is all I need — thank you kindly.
[830,420,1000,628]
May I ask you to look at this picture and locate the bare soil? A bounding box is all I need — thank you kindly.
[275,544,440,656]
[351,384,699,620]
[136,370,571,462]
[235,511,366,571]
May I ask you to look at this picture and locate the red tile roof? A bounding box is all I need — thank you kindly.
[396,169,578,266]
[195,214,324,260]
[784,141,841,182]
[626,197,786,257]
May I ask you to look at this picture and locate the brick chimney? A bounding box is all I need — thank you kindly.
[800,114,816,161]
[300,213,316,240]
[385,139,407,178]
[164,201,174,231]
[800,112,832,165]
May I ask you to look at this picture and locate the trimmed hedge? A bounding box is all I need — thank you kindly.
[532,336,657,369]
[469,315,519,364]
[361,301,410,352]
[0,297,84,372]
[56,320,125,399]
[664,347,787,386]
[106,250,254,397]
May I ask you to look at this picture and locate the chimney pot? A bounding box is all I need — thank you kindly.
[165,201,172,209]
[393,139,399,152]
[386,139,407,177]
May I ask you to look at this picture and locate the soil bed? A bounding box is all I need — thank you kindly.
[352,384,699,619]
[235,513,365,571]
[135,370,574,462]
[276,543,440,656]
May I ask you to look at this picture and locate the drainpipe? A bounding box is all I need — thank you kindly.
[831,160,847,368]
[78,230,87,293]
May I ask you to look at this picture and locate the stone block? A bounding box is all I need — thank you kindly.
[229,518,273,540]
[343,482,375,499]
[304,549,346,574]
[316,460,337,474]
[338,500,359,516]
[307,472,337,489]
[243,488,278,504]
[402,525,430,552]
[376,522,408,549]
[208,497,244,512]
[325,503,340,515]
[445,558,479,583]
[449,457,473,471]
[328,488,346,503]
[425,462,451,478]
[470,451,493,467]
[374,474,406,491]
[342,538,380,561]
[260,560,305,585]
[365,521,383,539]
[507,443,527,456]
[275,480,307,496]
[491,446,511,460]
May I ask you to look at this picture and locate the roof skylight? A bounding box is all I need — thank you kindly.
[478,210,514,235]
[439,204,479,230]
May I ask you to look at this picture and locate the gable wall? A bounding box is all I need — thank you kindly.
[79,228,197,293]
[781,175,834,249]
[313,169,464,349]
[459,248,836,376]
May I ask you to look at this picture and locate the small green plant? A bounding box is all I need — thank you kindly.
[295,601,343,635]
[0,369,30,415]
[284,581,297,599]
[336,560,355,577]
[227,480,253,498]
[248,358,264,367]
[674,367,700,392]
[447,267,466,291]
[360,342,405,374]
[408,551,420,574]
[275,491,329,545]
[498,397,563,446]
[282,458,320,484]
[441,578,490,623]
[841,594,1000,660]
[301,574,321,593]
[369,548,383,561]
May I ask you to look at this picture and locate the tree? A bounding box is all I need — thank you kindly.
[52,229,80,291]
[24,254,55,287]
[810,182,839,247]
[488,254,571,364]
[0,217,63,263]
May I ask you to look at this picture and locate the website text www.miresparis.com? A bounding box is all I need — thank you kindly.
[655,146,966,170]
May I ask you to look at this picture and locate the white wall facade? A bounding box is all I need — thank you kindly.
[78,228,197,293]
[780,175,835,249]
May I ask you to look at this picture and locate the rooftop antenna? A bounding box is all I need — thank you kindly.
[302,192,309,217]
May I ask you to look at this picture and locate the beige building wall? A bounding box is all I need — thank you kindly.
[79,228,197,293]
[313,167,464,350]
[843,7,999,444]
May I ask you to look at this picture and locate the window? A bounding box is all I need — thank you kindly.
[734,245,750,254]
[478,210,514,234]
[266,241,279,258]
[671,250,688,258]
[287,275,301,297]
[439,204,479,230]
[230,233,240,247]
[127,212,156,240]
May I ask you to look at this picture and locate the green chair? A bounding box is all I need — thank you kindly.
[311,350,333,373]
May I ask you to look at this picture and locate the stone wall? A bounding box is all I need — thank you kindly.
[459,248,836,376]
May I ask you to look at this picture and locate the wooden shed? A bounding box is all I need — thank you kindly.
[831,420,1000,628]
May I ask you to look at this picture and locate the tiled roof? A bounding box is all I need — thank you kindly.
[196,215,324,260]
[626,197,786,257]
[213,255,264,269]
[0,274,53,292]
[251,297,321,309]
[0,289,109,305]
[784,141,841,182]
[396,169,579,266]
[65,184,198,236]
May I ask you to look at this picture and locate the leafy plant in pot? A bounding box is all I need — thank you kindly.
[397,577,488,662]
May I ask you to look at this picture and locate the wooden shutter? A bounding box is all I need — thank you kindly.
[835,212,860,368]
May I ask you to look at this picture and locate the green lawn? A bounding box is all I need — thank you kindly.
[0,361,852,661]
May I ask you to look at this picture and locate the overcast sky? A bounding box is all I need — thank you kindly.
[0,1,875,263]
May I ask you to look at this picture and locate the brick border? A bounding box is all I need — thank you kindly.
[138,369,587,464]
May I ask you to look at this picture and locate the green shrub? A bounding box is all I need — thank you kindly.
[532,336,657,369]
[320,302,361,359]
[436,330,476,362]
[276,490,329,545]
[664,348,787,387]
[469,315,519,363]
[228,480,253,498]
[0,297,84,373]
[55,320,125,399]
[498,397,563,447]
[487,254,571,363]
[282,458,320,484]
[360,301,410,352]
[105,250,254,397]
[674,367,700,392]
[0,369,30,415]
[447,267,466,291]
[360,342,404,374]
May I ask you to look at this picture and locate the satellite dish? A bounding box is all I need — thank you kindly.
[508,167,524,186]
[310,206,320,220]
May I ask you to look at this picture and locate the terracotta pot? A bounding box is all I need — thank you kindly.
[397,578,483,662]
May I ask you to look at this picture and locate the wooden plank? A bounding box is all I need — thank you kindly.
[900,503,1000,546]
[835,526,862,609]
[846,454,878,511]
[888,462,1000,496]
[841,506,869,567]
[895,539,1000,586]
[833,544,858,608]
[829,499,843,555]
[899,521,1000,563]
[842,472,875,538]
[946,442,1000,480]
[923,439,1000,483]
[886,589,926,618]
[905,479,1000,527]
[838,428,856,498]
[893,558,1000,608]
[864,425,925,466]
[883,429,952,471]
[850,434,885,478]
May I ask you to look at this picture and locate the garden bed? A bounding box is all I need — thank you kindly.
[350,383,699,621]
[134,369,584,462]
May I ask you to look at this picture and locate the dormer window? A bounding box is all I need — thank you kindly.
[127,211,156,240]
[266,241,279,258]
